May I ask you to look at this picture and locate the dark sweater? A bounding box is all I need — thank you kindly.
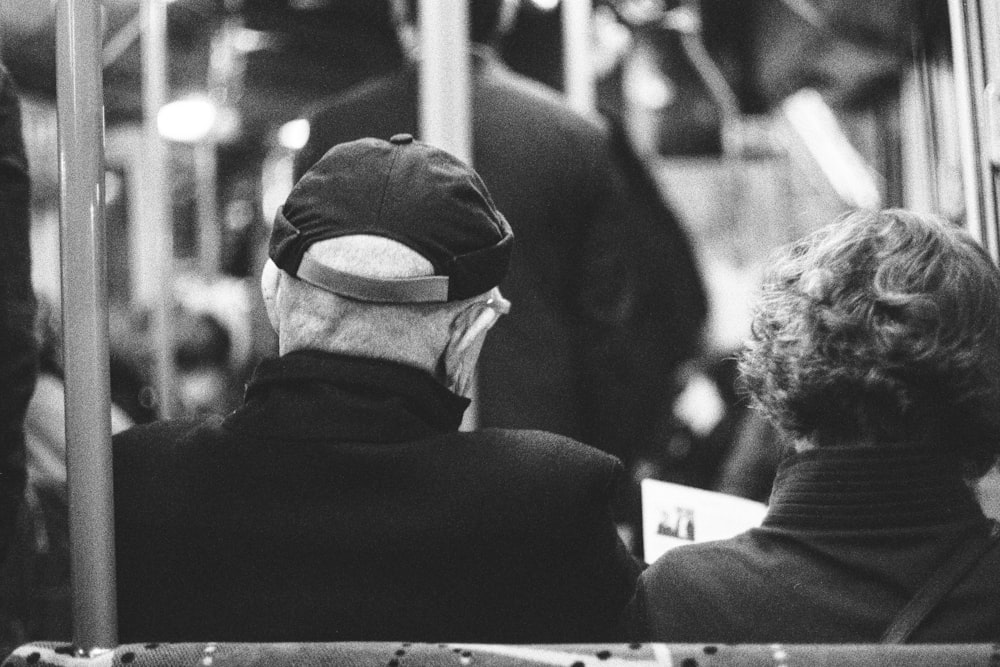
[625,445,1000,643]
[114,351,641,643]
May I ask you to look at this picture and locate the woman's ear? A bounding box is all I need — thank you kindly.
[260,260,281,335]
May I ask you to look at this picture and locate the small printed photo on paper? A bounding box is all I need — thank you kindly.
[641,478,768,563]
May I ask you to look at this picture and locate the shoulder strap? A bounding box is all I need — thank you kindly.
[881,520,1000,643]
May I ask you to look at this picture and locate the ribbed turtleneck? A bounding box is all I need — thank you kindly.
[763,445,982,531]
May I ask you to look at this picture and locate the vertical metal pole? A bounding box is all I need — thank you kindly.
[979,0,1000,258]
[562,0,595,114]
[418,0,480,430]
[418,0,472,163]
[55,0,118,649]
[948,0,998,255]
[142,0,178,417]
[899,62,939,213]
[198,13,238,278]
[194,141,220,276]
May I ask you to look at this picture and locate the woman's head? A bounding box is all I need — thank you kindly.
[740,209,1000,477]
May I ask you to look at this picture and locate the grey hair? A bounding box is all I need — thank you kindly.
[739,209,1000,477]
[274,236,482,370]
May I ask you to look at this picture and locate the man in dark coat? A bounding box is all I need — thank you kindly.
[0,64,35,563]
[114,136,641,642]
[293,0,708,473]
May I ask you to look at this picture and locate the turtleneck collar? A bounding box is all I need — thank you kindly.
[225,350,470,442]
[763,444,983,531]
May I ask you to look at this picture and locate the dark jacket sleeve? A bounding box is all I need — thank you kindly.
[0,64,35,562]
[621,575,656,641]
[575,117,708,463]
[536,447,646,640]
[575,460,647,640]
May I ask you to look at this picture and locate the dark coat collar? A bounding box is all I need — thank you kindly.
[225,350,470,442]
[764,444,983,531]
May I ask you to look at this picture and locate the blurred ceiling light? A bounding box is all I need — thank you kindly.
[232,27,274,53]
[531,0,560,10]
[278,118,310,150]
[623,50,673,110]
[157,96,217,143]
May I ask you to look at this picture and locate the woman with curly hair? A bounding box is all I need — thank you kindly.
[623,209,1000,642]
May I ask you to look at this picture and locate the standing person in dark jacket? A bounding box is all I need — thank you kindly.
[0,64,36,563]
[113,136,641,642]
[294,0,708,479]
[625,209,1000,643]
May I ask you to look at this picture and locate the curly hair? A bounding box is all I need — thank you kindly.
[739,209,1000,477]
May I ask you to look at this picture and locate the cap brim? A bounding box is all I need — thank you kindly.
[297,252,450,303]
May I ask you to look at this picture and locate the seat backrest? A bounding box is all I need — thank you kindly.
[4,641,998,667]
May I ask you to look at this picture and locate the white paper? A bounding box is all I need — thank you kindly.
[641,478,768,564]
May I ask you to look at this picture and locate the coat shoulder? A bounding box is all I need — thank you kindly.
[457,428,624,506]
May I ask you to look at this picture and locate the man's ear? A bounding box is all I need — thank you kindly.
[441,300,496,397]
[260,259,281,335]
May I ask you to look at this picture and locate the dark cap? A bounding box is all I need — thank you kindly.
[270,135,513,302]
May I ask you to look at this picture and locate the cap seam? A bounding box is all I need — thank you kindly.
[375,143,401,229]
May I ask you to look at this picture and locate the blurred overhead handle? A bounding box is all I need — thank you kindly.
[141,0,178,418]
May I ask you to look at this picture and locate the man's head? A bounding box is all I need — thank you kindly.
[262,134,513,396]
[739,209,1000,477]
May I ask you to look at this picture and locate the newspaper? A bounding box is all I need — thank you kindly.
[641,478,768,564]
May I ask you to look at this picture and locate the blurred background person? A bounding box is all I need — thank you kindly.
[0,291,242,648]
[0,62,35,566]
[0,297,134,648]
[0,59,36,655]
